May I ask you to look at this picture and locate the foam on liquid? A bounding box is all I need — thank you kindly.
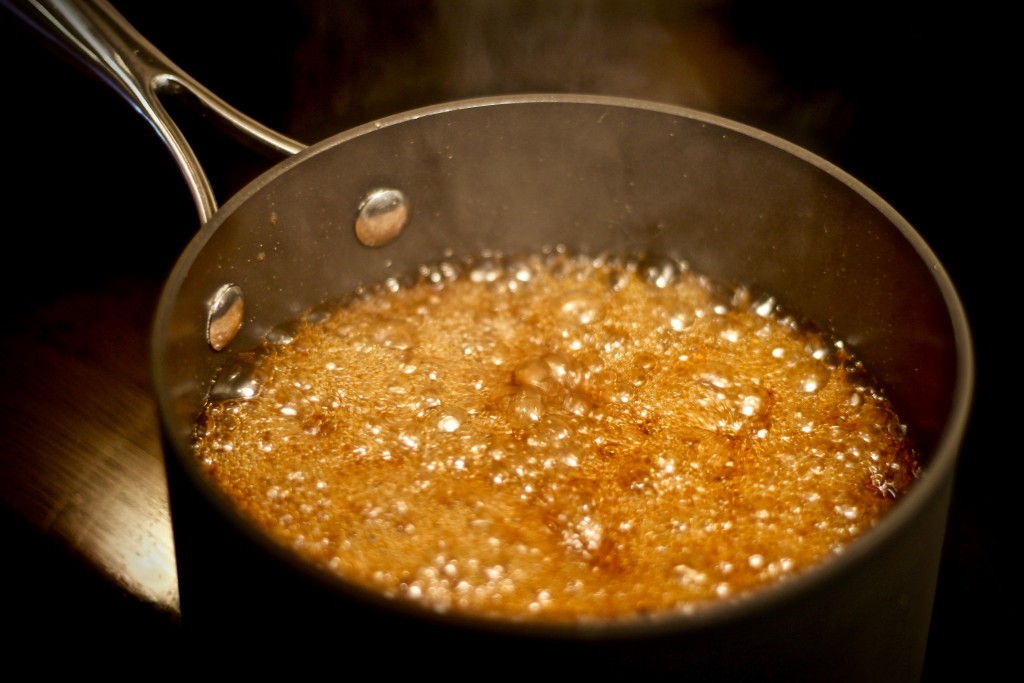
[193,249,919,623]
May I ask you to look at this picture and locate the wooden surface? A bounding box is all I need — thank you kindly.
[1,276,183,656]
[0,1,1005,674]
[1,276,177,606]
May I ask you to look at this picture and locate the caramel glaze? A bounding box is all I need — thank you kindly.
[194,249,918,623]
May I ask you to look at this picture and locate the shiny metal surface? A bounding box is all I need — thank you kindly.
[0,0,1002,677]
[206,283,244,350]
[356,187,410,247]
[2,0,303,223]
[150,93,970,681]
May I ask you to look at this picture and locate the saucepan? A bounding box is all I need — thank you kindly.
[7,0,973,679]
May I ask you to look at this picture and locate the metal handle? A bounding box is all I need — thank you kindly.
[3,0,306,224]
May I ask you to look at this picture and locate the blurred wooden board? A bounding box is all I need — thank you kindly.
[0,277,180,634]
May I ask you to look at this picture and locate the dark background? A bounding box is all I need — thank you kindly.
[1,1,1003,676]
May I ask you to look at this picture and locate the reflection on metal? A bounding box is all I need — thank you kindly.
[208,351,263,401]
[207,284,245,351]
[355,188,409,247]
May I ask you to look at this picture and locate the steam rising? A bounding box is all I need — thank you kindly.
[288,0,782,141]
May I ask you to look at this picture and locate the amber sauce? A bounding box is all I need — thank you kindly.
[194,249,918,623]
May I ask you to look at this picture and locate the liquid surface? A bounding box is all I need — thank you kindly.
[194,250,918,623]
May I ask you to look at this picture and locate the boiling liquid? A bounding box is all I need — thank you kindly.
[194,249,918,622]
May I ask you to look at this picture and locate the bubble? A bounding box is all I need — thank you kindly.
[559,291,605,325]
[608,382,633,404]
[638,254,683,288]
[836,505,861,520]
[266,319,302,346]
[496,254,529,281]
[419,260,460,286]
[740,394,763,417]
[418,388,443,411]
[513,357,554,391]
[374,322,415,350]
[542,352,580,388]
[468,257,503,284]
[208,351,267,401]
[399,428,423,449]
[753,296,777,317]
[507,386,546,427]
[668,305,697,331]
[720,326,742,343]
[563,390,594,417]
[397,349,419,374]
[438,408,467,433]
[791,360,831,394]
[539,415,573,442]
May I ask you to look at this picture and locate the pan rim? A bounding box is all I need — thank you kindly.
[151,92,974,640]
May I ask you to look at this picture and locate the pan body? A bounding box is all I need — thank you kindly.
[153,95,971,679]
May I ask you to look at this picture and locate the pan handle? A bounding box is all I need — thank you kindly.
[3,0,306,224]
